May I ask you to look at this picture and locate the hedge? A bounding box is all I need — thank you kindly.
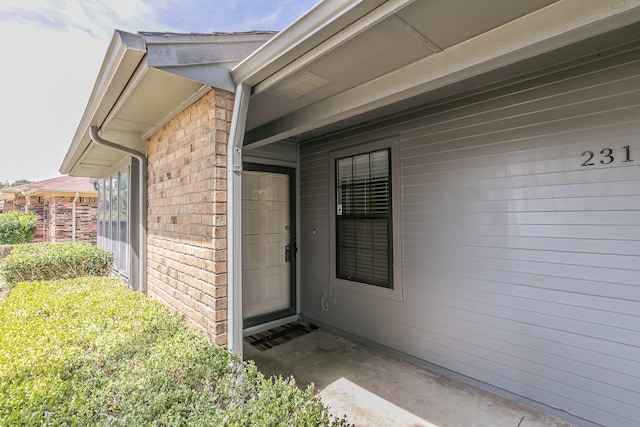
[0,211,37,244]
[0,277,350,426]
[0,242,113,286]
[0,244,12,261]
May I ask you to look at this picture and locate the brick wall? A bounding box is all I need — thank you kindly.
[13,197,25,213]
[2,194,97,244]
[146,89,231,346]
[46,196,97,244]
[25,196,45,242]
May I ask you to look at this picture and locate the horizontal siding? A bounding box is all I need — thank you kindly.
[299,43,640,426]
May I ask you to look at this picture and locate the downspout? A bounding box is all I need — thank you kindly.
[227,83,250,357]
[72,192,79,242]
[89,126,147,293]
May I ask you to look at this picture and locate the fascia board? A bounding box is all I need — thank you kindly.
[23,188,97,197]
[144,32,276,68]
[244,0,640,148]
[60,30,146,175]
[231,0,385,86]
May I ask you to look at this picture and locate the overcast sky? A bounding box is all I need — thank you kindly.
[0,0,318,183]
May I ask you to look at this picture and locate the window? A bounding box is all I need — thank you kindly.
[97,180,105,247]
[119,169,128,273]
[336,149,391,288]
[97,164,131,280]
[329,137,403,300]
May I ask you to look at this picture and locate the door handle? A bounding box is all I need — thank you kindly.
[285,244,291,262]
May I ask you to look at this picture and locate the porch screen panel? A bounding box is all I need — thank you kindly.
[96,165,132,281]
[336,149,392,288]
[119,169,128,273]
[104,178,111,253]
[110,176,119,260]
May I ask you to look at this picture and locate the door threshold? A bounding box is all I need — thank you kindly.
[243,314,300,337]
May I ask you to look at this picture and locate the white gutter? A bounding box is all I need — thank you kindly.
[226,83,251,357]
[89,126,147,293]
[72,192,79,242]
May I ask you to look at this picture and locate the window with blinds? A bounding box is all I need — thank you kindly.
[335,148,392,288]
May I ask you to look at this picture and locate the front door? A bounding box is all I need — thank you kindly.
[242,164,296,328]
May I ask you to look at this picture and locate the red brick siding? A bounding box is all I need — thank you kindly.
[13,197,25,213]
[2,194,96,244]
[25,196,45,241]
[45,196,97,244]
[145,89,231,346]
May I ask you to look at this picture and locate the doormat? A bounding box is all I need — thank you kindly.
[244,322,318,351]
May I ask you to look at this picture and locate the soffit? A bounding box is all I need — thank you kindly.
[242,0,640,148]
[61,31,274,178]
[245,0,558,131]
[64,65,214,179]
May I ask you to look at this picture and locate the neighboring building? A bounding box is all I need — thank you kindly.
[0,176,97,244]
[60,2,640,426]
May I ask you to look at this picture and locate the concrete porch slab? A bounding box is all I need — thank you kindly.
[244,328,576,427]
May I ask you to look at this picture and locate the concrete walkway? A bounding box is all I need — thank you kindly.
[245,328,576,427]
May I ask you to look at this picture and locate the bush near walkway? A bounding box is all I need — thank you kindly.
[0,242,113,287]
[0,277,349,426]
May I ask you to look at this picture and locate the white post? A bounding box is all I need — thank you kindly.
[72,192,79,242]
[227,83,250,357]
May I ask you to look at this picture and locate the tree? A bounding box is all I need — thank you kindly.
[0,179,32,189]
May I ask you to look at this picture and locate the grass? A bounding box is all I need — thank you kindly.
[0,277,349,426]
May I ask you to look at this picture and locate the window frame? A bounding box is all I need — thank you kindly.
[329,137,403,301]
[97,161,132,281]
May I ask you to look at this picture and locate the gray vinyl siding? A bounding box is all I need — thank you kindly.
[298,44,640,426]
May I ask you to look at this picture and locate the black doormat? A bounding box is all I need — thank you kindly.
[244,322,317,351]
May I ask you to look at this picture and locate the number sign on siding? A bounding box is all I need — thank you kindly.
[581,146,634,166]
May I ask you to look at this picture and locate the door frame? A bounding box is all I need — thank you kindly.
[242,162,297,329]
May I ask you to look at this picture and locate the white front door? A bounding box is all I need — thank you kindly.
[242,169,294,325]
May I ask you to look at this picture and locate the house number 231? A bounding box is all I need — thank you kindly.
[581,146,634,167]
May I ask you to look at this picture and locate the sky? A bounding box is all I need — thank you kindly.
[0,0,319,184]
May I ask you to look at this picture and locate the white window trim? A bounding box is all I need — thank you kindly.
[329,136,403,302]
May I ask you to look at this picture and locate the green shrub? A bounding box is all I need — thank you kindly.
[0,277,349,426]
[0,211,37,244]
[0,242,113,286]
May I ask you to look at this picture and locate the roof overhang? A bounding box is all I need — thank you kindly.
[22,189,97,198]
[0,176,97,200]
[0,191,17,201]
[60,30,274,178]
[232,0,640,149]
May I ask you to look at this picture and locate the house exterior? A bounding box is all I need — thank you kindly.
[60,1,640,426]
[0,176,97,243]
